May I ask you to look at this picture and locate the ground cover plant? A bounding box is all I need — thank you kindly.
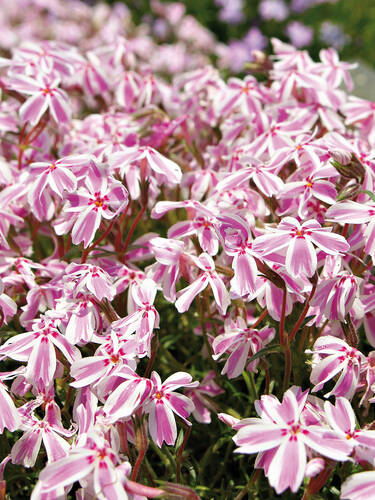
[2,1,375,499]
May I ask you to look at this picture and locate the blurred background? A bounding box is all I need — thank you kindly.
[112,0,375,99]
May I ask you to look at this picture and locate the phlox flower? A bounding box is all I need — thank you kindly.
[0,378,21,433]
[110,145,182,185]
[318,48,356,91]
[212,317,275,379]
[8,73,71,125]
[112,278,159,358]
[278,168,337,219]
[55,163,128,248]
[144,371,198,447]
[307,336,365,400]
[326,200,375,261]
[0,317,80,392]
[103,365,153,422]
[55,291,102,345]
[252,217,349,277]
[185,371,224,424]
[147,237,185,302]
[216,214,259,296]
[27,157,77,221]
[324,397,375,459]
[310,272,361,322]
[232,387,352,494]
[341,471,375,500]
[64,262,116,302]
[217,152,284,197]
[70,331,137,390]
[175,253,230,315]
[11,401,75,467]
[35,433,162,500]
[151,199,219,255]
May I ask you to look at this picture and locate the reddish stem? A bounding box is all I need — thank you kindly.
[251,308,268,329]
[288,277,317,342]
[279,286,287,346]
[81,219,117,263]
[131,447,146,481]
[121,204,146,257]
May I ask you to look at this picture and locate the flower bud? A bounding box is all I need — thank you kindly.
[159,482,200,500]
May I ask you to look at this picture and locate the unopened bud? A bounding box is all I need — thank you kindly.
[336,183,361,201]
[329,150,351,165]
[331,153,365,182]
[134,418,149,453]
[159,482,200,500]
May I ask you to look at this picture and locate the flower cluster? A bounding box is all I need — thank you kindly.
[0,1,374,499]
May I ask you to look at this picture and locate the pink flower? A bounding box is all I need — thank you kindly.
[0,317,80,392]
[252,217,349,277]
[216,214,260,296]
[70,332,137,389]
[326,201,375,260]
[9,74,71,125]
[232,387,352,494]
[110,145,182,185]
[56,162,128,248]
[27,158,77,221]
[147,237,185,302]
[341,471,375,500]
[310,272,360,322]
[64,263,115,302]
[11,401,75,467]
[103,365,153,422]
[144,371,198,447]
[175,253,230,315]
[324,397,375,457]
[213,317,275,379]
[185,371,224,424]
[112,278,159,358]
[0,379,20,433]
[36,433,161,499]
[307,336,365,400]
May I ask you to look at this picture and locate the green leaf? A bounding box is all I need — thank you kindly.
[247,344,283,364]
[359,190,375,202]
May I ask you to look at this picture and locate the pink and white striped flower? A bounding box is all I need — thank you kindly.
[232,387,352,494]
[175,253,230,314]
[326,201,375,261]
[213,317,275,379]
[110,145,182,184]
[64,262,115,302]
[103,365,153,422]
[252,217,349,277]
[307,336,365,400]
[112,278,159,358]
[11,401,75,467]
[144,371,198,447]
[0,317,80,391]
[8,74,71,125]
[56,163,128,248]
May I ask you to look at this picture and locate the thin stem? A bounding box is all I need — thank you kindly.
[289,276,317,342]
[144,336,159,378]
[81,219,117,263]
[197,295,220,382]
[121,204,146,257]
[233,470,261,500]
[282,346,292,393]
[176,426,191,483]
[279,286,287,346]
[251,308,268,329]
[131,447,146,481]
